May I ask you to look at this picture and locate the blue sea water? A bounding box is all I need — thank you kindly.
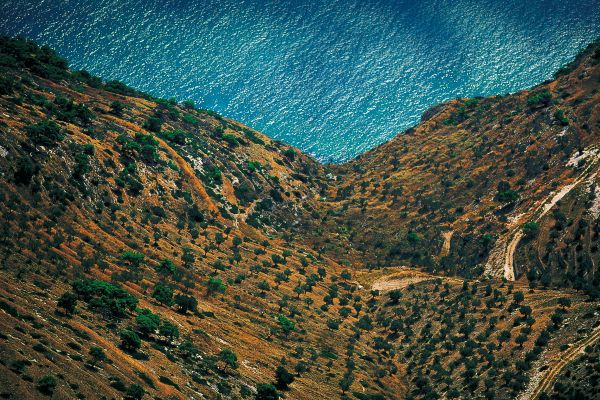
[1,1,599,162]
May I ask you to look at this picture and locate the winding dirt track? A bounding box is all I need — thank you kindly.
[485,147,599,281]
[529,324,600,399]
[370,268,464,292]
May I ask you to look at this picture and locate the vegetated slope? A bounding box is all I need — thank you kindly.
[307,39,600,297]
[0,36,394,400]
[0,35,599,400]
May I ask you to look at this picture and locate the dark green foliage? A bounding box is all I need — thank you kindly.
[72,69,103,88]
[526,90,552,107]
[158,320,179,341]
[125,383,145,399]
[222,133,239,147]
[179,340,199,359]
[136,309,160,337]
[134,132,159,163]
[0,36,69,80]
[159,129,187,145]
[282,148,296,160]
[522,221,539,238]
[156,259,176,276]
[496,181,519,203]
[0,75,15,94]
[115,161,144,195]
[14,156,40,185]
[89,346,106,365]
[57,291,77,315]
[174,293,197,314]
[37,375,58,395]
[72,279,138,318]
[121,251,145,270]
[143,116,162,133]
[72,152,91,180]
[120,329,142,352]
[553,109,569,125]
[277,314,295,337]
[51,95,94,124]
[104,80,139,96]
[256,383,279,400]
[187,204,205,223]
[204,165,222,185]
[205,277,226,297]
[274,366,295,390]
[339,372,355,394]
[152,282,174,305]
[26,120,64,146]
[110,100,126,116]
[219,348,239,369]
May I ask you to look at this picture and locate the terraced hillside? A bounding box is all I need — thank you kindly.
[0,36,599,400]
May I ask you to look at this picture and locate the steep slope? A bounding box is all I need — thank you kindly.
[0,36,395,400]
[0,36,599,400]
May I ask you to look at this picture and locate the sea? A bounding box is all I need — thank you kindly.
[1,0,599,162]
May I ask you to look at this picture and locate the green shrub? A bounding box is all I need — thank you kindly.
[522,221,540,238]
[136,309,160,337]
[143,116,162,133]
[104,80,138,96]
[256,383,279,400]
[120,329,142,352]
[52,96,94,124]
[219,348,239,369]
[72,279,138,318]
[89,346,106,365]
[553,109,569,125]
[275,366,295,390]
[0,36,69,80]
[14,156,40,185]
[0,75,15,94]
[125,383,145,399]
[57,291,77,315]
[174,294,197,314]
[110,101,125,116]
[277,314,295,337]
[222,133,239,147]
[496,181,519,203]
[159,129,187,145]
[37,375,57,395]
[152,282,174,305]
[158,321,179,341]
[205,277,226,297]
[526,90,552,107]
[26,120,64,146]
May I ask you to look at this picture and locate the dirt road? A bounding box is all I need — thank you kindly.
[527,324,600,399]
[485,147,599,281]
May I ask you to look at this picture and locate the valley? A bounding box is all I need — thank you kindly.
[0,36,599,399]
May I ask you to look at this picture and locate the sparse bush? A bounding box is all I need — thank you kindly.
[57,291,77,315]
[126,383,145,399]
[37,375,57,395]
[219,348,239,370]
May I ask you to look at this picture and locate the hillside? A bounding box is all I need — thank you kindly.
[0,36,599,400]
[310,39,600,294]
